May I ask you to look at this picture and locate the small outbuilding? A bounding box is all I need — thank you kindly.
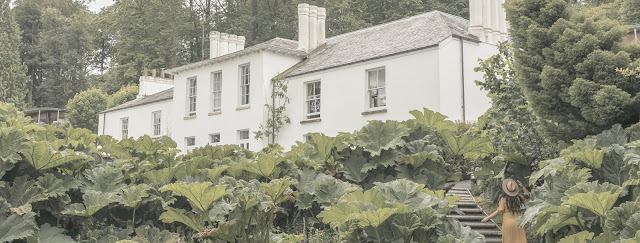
[25,107,66,126]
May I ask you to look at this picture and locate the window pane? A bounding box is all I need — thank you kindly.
[369,90,378,108]
[378,69,385,88]
[378,88,387,107]
[315,82,321,95]
[368,71,377,89]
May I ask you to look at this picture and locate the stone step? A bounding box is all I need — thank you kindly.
[486,236,502,243]
[475,229,502,236]
[459,208,484,214]
[456,202,478,207]
[462,222,497,228]
[447,215,485,220]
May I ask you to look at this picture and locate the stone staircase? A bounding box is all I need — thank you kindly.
[446,187,502,243]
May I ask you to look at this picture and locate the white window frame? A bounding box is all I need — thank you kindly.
[121,117,129,140]
[366,67,386,109]
[238,129,250,149]
[187,77,197,116]
[152,111,161,137]
[305,81,321,119]
[211,71,222,112]
[239,64,251,106]
[185,136,196,147]
[209,133,220,144]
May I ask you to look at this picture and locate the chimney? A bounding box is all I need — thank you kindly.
[210,31,220,59]
[298,3,310,52]
[309,6,318,50]
[237,36,245,51]
[160,69,165,79]
[219,33,229,56]
[469,0,508,44]
[318,7,327,45]
[152,69,156,78]
[229,34,238,53]
[143,68,148,77]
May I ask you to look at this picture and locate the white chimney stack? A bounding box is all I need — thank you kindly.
[318,7,326,45]
[469,0,507,45]
[309,6,318,50]
[298,3,310,51]
[210,31,220,59]
[228,34,238,53]
[298,3,326,52]
[209,31,245,59]
[237,36,245,51]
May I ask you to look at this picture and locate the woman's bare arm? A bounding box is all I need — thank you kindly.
[481,209,502,223]
[517,180,530,197]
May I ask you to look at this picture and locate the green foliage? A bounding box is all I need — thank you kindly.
[107,84,138,108]
[506,0,640,141]
[0,103,497,241]
[65,88,108,132]
[0,0,29,108]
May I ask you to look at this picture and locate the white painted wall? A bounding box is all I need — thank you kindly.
[169,51,303,152]
[98,40,497,153]
[98,100,172,139]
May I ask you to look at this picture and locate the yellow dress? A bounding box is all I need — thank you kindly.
[497,196,528,243]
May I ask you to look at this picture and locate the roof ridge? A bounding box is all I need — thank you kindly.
[327,10,467,40]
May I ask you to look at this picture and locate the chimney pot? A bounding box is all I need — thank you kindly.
[143,68,148,77]
[152,69,156,78]
[160,69,165,78]
[298,3,310,52]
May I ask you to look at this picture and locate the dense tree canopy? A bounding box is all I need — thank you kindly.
[506,0,640,141]
[0,0,29,108]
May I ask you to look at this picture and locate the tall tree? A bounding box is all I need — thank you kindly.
[105,0,191,93]
[14,0,94,107]
[0,0,29,108]
[506,0,640,141]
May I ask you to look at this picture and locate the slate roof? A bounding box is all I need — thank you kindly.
[101,88,173,113]
[284,11,478,78]
[167,38,306,74]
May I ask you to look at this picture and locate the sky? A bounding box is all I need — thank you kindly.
[88,0,115,13]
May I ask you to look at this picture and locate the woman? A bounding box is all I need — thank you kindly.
[481,178,530,243]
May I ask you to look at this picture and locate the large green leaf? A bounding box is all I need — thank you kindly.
[596,124,627,147]
[565,191,620,217]
[0,211,37,243]
[408,108,458,132]
[242,152,283,179]
[568,148,606,169]
[0,128,28,165]
[32,223,75,243]
[392,213,421,237]
[341,155,368,183]
[557,231,594,243]
[533,205,581,235]
[354,120,409,156]
[1,176,47,208]
[260,178,295,205]
[82,166,126,194]
[131,225,180,243]
[606,202,640,234]
[341,189,387,208]
[118,184,152,208]
[23,141,88,170]
[62,190,119,216]
[620,212,640,240]
[357,208,398,227]
[160,182,227,212]
[159,207,206,232]
[439,132,493,160]
[318,202,360,224]
[529,157,570,185]
[314,177,361,207]
[436,218,485,243]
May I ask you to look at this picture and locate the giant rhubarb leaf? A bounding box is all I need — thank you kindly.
[564,191,620,217]
[160,182,227,212]
[24,141,87,170]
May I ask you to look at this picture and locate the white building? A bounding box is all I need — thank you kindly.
[98,1,507,152]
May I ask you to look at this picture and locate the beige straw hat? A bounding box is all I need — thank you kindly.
[502,178,520,197]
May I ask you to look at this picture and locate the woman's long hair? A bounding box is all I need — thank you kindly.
[502,192,528,213]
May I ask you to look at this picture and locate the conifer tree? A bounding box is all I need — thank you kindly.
[0,0,29,108]
[506,0,640,141]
